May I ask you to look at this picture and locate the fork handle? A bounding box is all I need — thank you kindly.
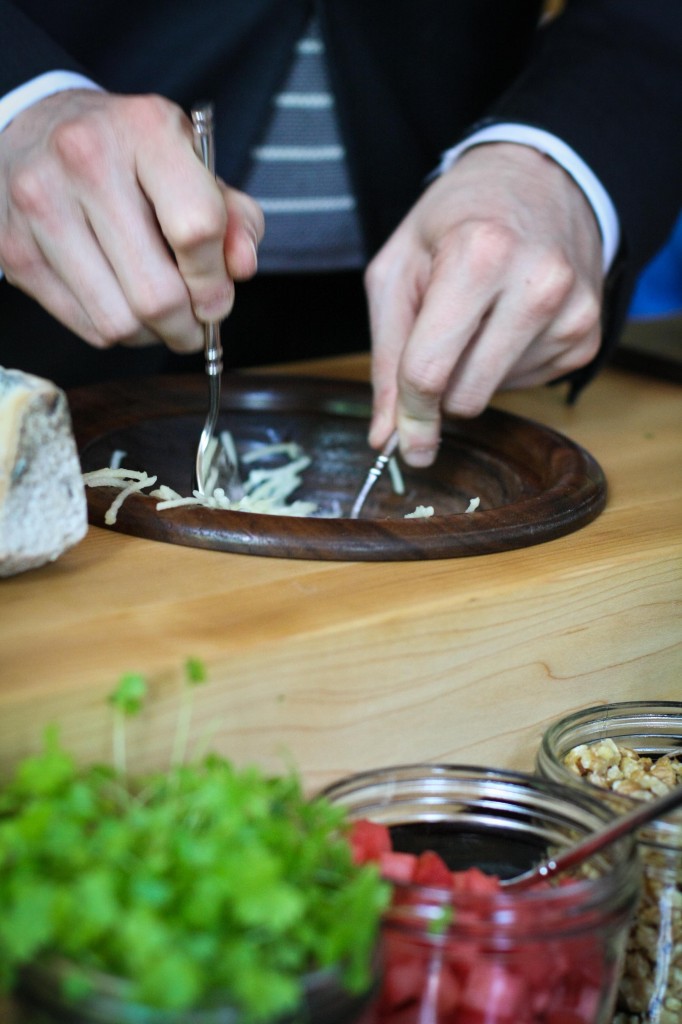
[349,429,400,519]
[204,322,223,377]
[191,102,216,175]
[191,104,223,377]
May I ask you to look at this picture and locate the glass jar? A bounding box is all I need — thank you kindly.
[537,701,682,1024]
[321,763,641,1024]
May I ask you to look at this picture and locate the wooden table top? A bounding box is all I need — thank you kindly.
[0,355,680,792]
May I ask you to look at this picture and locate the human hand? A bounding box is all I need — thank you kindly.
[0,90,264,352]
[365,143,603,467]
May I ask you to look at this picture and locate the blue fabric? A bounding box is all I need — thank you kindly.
[629,211,682,319]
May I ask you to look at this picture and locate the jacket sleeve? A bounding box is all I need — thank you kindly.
[0,3,87,95]
[477,0,682,387]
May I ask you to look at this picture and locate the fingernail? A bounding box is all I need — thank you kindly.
[403,445,438,468]
[196,293,233,323]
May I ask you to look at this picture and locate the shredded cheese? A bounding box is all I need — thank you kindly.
[83,439,326,524]
[84,435,476,525]
[388,456,405,495]
[82,468,158,525]
[404,505,434,519]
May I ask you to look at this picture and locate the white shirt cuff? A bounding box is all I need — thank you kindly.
[0,70,104,134]
[437,123,620,273]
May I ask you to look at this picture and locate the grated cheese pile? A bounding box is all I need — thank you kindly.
[83,437,323,525]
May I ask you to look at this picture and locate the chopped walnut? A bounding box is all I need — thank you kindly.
[564,740,682,1024]
[564,742,682,801]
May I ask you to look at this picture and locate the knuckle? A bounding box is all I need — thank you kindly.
[90,308,142,347]
[364,247,396,295]
[52,119,106,178]
[444,386,488,419]
[563,292,601,342]
[130,275,186,326]
[559,327,602,372]
[527,257,576,317]
[171,208,226,252]
[457,220,516,278]
[128,92,178,132]
[402,357,450,402]
[0,234,38,280]
[8,166,52,218]
[364,258,383,292]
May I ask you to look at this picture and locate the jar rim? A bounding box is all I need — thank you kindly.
[537,702,682,846]
[321,762,641,920]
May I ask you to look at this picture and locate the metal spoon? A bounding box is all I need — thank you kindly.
[503,782,682,891]
[190,102,243,500]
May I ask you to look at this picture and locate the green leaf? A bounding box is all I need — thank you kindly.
[231,964,300,1023]
[184,657,208,686]
[136,951,202,1010]
[0,879,56,962]
[108,673,148,717]
[13,726,75,799]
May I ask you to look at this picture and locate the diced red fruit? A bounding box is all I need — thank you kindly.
[459,960,528,1021]
[351,816,610,1024]
[349,818,392,864]
[449,865,501,895]
[379,850,418,884]
[380,941,462,1018]
[412,850,453,888]
[381,949,430,1008]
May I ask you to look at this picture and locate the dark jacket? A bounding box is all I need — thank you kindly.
[2,0,681,386]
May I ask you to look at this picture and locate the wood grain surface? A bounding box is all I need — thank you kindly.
[71,374,606,560]
[0,357,680,801]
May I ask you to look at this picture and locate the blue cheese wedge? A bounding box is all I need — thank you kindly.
[0,368,87,577]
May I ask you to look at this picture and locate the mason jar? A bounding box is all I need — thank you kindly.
[537,701,682,1024]
[321,763,641,1024]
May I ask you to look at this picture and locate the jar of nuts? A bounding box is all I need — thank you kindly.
[537,702,682,1024]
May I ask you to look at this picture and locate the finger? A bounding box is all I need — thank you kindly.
[77,181,205,351]
[6,248,160,348]
[48,102,208,350]
[22,195,165,348]
[393,250,497,466]
[136,145,233,329]
[440,265,601,411]
[501,318,601,391]
[365,245,428,449]
[221,183,265,281]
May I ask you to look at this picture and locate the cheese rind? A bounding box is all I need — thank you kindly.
[0,368,88,577]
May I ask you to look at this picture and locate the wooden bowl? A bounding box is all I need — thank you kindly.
[70,374,606,562]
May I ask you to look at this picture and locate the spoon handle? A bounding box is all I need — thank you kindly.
[506,782,682,890]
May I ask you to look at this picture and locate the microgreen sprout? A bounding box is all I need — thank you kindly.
[171,656,208,767]
[107,672,147,776]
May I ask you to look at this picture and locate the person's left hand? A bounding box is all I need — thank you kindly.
[364,142,604,467]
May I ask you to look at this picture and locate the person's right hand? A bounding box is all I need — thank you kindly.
[0,89,264,352]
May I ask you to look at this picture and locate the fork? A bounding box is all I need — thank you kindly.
[190,102,243,500]
[349,429,400,519]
